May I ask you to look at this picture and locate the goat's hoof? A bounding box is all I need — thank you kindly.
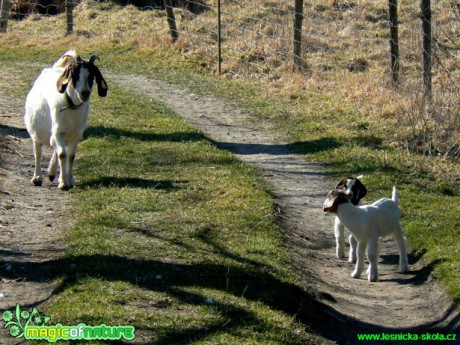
[31,177,43,186]
[351,271,361,279]
[58,183,70,191]
[49,175,56,182]
[336,249,345,259]
[368,273,379,282]
[398,266,409,273]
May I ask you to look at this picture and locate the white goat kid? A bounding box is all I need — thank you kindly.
[25,50,108,190]
[324,186,409,282]
[334,176,367,263]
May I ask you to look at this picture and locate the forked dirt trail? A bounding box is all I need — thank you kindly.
[112,74,460,343]
[0,67,459,344]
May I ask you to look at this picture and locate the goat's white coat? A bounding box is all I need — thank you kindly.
[325,186,409,282]
[25,51,100,190]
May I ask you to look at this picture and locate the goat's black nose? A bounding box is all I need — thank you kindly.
[81,90,90,101]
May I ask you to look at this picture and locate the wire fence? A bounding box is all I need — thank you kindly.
[1,0,459,158]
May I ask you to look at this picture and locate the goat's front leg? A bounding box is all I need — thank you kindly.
[67,142,78,189]
[349,234,357,263]
[31,141,43,186]
[48,151,58,182]
[351,240,366,279]
[367,237,379,282]
[334,217,346,259]
[51,133,70,191]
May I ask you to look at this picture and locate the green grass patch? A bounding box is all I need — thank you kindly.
[29,83,315,343]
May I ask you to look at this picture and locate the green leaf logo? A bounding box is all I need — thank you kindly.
[1,304,51,339]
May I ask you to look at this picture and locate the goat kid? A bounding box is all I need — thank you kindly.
[334,176,367,262]
[25,50,108,190]
[323,186,409,282]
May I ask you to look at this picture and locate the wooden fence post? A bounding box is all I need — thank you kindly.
[0,0,11,33]
[164,0,178,42]
[421,0,432,100]
[65,0,73,35]
[293,0,304,70]
[388,0,399,84]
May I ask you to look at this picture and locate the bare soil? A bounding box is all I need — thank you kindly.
[0,88,69,344]
[0,68,458,344]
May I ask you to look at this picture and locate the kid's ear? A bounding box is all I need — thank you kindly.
[355,179,368,199]
[57,65,73,93]
[323,192,337,213]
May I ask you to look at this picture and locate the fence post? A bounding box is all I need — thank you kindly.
[164,0,178,42]
[0,0,11,33]
[421,0,432,101]
[217,0,222,75]
[293,0,304,70]
[65,0,73,35]
[388,0,399,84]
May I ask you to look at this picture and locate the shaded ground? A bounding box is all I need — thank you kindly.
[0,67,458,344]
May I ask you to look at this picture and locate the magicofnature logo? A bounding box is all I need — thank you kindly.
[2,304,135,342]
[2,304,51,338]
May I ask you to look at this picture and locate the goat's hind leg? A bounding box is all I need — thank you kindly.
[31,141,43,186]
[394,227,409,273]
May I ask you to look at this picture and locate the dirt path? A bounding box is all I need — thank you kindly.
[111,74,460,343]
[0,85,69,344]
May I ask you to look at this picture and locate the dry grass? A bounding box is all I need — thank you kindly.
[2,0,459,167]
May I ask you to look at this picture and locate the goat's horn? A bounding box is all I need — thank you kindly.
[89,54,100,64]
[62,54,77,64]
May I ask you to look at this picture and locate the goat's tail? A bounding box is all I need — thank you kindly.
[392,186,399,206]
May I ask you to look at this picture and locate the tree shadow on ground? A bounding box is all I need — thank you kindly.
[1,251,458,344]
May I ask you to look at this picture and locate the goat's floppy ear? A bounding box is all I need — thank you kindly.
[92,65,108,97]
[57,65,73,93]
[324,190,349,213]
[355,179,368,199]
[323,190,338,213]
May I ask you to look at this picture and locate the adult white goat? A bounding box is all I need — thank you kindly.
[25,50,108,190]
